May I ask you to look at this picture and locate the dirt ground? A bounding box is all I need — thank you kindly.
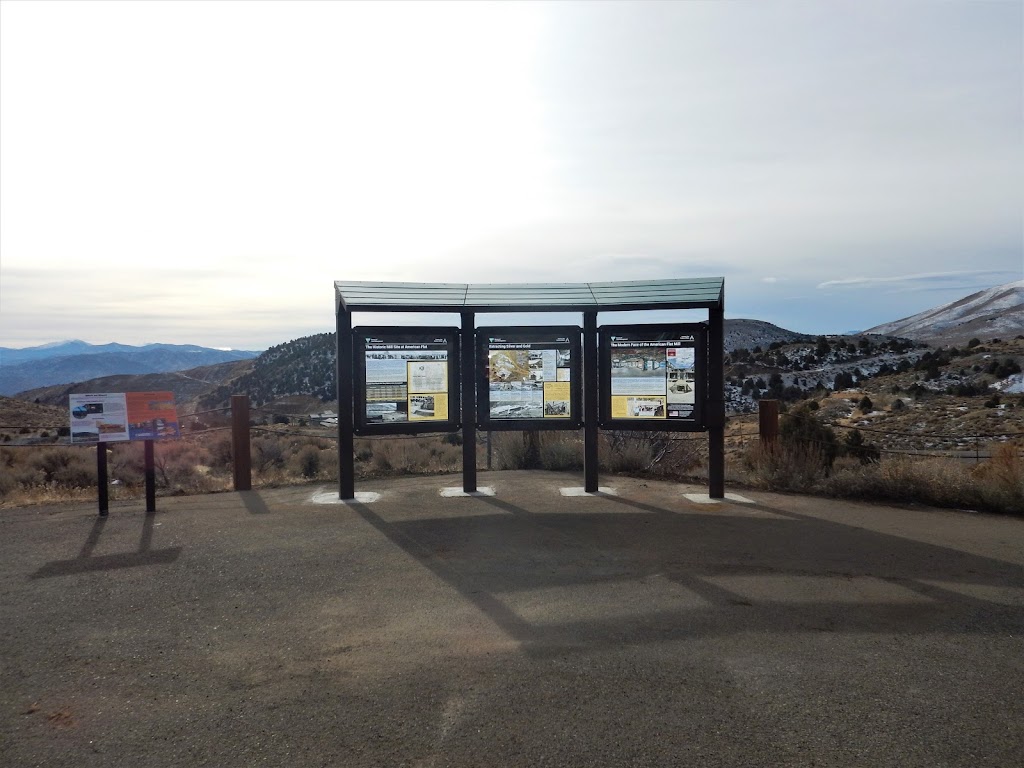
[2,471,1022,767]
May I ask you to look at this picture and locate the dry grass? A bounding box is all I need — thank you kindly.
[743,442,832,492]
[3,424,1021,515]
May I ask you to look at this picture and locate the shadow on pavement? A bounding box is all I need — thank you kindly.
[346,492,1024,657]
[30,507,182,579]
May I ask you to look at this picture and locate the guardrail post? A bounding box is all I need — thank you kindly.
[231,395,252,491]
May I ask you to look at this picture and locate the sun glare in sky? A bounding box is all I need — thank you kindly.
[1,1,1020,349]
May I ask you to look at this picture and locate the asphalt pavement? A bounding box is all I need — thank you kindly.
[2,471,1022,767]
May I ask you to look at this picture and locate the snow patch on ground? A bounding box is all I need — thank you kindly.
[994,373,1024,394]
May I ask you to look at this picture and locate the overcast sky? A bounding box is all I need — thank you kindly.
[2,1,1021,350]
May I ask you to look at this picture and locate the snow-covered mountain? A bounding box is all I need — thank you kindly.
[865,280,1024,346]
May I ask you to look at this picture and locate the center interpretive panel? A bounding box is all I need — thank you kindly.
[354,327,460,435]
[599,323,706,430]
[478,326,582,430]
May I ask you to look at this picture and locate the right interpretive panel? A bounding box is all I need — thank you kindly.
[599,323,706,431]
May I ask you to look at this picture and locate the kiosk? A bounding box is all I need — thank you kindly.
[335,278,725,499]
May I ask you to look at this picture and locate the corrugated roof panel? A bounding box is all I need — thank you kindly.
[336,278,723,311]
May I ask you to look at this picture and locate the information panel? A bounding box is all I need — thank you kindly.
[478,326,581,430]
[354,327,460,435]
[599,324,706,430]
[70,391,181,444]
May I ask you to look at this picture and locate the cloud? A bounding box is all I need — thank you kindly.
[816,270,1018,290]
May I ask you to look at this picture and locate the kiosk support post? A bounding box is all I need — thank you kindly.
[583,311,599,493]
[337,308,356,500]
[461,312,477,493]
[708,305,725,498]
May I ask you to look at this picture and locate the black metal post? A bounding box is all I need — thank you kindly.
[337,306,355,500]
[583,311,599,492]
[144,439,156,512]
[708,305,725,498]
[461,311,477,493]
[97,443,109,517]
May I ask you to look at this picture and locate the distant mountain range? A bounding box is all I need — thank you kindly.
[865,280,1024,345]
[9,281,1022,411]
[0,341,260,396]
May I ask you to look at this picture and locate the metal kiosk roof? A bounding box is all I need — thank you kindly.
[334,277,726,501]
[335,277,724,313]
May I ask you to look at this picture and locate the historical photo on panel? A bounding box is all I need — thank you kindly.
[610,348,668,396]
[665,346,696,405]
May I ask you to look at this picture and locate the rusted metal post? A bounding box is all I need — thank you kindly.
[759,399,780,446]
[231,395,252,492]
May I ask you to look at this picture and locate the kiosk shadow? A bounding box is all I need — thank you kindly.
[346,494,1024,656]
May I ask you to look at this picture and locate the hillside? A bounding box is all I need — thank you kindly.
[17,360,253,412]
[197,333,336,410]
[865,280,1024,346]
[1,341,260,396]
[724,319,812,352]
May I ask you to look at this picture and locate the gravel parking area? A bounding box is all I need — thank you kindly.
[2,471,1022,767]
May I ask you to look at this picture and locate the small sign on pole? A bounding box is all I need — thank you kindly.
[68,392,180,515]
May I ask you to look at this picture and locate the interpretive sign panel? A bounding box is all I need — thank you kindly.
[599,324,706,430]
[354,327,460,435]
[70,391,181,444]
[478,326,581,430]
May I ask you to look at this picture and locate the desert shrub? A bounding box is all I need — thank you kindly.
[743,441,830,492]
[492,432,529,470]
[109,444,145,486]
[30,448,80,483]
[253,436,286,474]
[780,403,839,470]
[843,430,880,465]
[0,469,18,496]
[822,456,983,509]
[22,447,95,489]
[53,461,95,489]
[354,440,373,463]
[971,443,1024,513]
[295,445,322,478]
[539,433,583,471]
[208,437,233,470]
[600,432,655,473]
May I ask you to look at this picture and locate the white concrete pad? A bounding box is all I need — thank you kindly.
[310,490,381,504]
[682,492,756,505]
[683,493,720,505]
[725,493,756,504]
[559,487,618,496]
[440,486,496,497]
